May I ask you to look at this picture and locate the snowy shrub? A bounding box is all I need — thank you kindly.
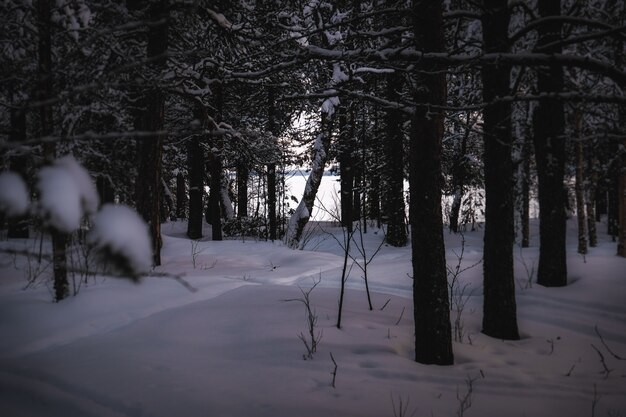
[37,165,84,233]
[54,155,100,214]
[223,216,267,238]
[0,171,29,217]
[88,204,152,280]
[36,155,100,233]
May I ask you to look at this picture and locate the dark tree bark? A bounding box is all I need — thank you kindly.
[383,72,407,246]
[520,115,532,248]
[339,109,354,232]
[176,171,187,219]
[285,112,333,248]
[134,0,169,266]
[96,176,115,206]
[608,176,619,240]
[38,0,67,302]
[8,106,29,239]
[481,0,520,341]
[573,110,587,255]
[187,137,204,239]
[586,154,598,247]
[532,0,567,287]
[237,162,249,218]
[449,118,470,234]
[267,88,278,241]
[410,0,453,365]
[207,83,224,241]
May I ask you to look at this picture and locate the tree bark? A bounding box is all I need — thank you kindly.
[449,118,469,234]
[574,110,587,255]
[176,171,187,219]
[237,163,249,218]
[267,88,278,240]
[8,105,29,239]
[410,0,453,365]
[521,116,532,248]
[586,154,598,247]
[339,109,354,232]
[187,137,204,239]
[481,0,520,340]
[134,0,168,266]
[383,72,407,246]
[285,112,333,249]
[533,0,567,287]
[38,0,68,302]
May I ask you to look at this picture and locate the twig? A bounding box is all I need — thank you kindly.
[395,306,406,325]
[380,298,391,311]
[595,325,625,361]
[330,352,338,388]
[591,343,613,379]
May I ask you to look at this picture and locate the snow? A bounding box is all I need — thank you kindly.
[321,95,340,116]
[35,156,99,233]
[36,165,83,233]
[1,212,625,416]
[88,204,152,278]
[55,155,100,214]
[0,171,29,217]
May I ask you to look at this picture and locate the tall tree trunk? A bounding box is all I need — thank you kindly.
[135,0,168,266]
[586,154,598,247]
[285,112,333,249]
[38,0,67,302]
[96,176,115,206]
[574,110,587,255]
[410,0,453,365]
[339,109,354,232]
[533,0,567,287]
[8,105,29,239]
[187,136,204,239]
[608,176,619,240]
[176,171,187,219]
[237,162,249,218]
[449,118,469,234]
[521,116,532,248]
[481,0,520,340]
[207,151,223,241]
[383,72,407,246]
[267,88,278,240]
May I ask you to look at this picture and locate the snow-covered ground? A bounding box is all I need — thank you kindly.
[1,216,625,417]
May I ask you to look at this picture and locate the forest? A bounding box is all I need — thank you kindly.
[0,0,625,416]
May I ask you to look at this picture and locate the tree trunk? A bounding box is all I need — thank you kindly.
[574,110,587,255]
[176,171,187,219]
[237,163,249,218]
[8,105,29,239]
[449,118,469,234]
[208,151,223,241]
[187,136,204,239]
[285,112,333,249]
[481,0,520,341]
[608,176,619,240]
[96,176,115,206]
[339,109,354,232]
[134,0,168,267]
[267,88,278,240]
[410,0,453,365]
[533,0,567,287]
[383,72,407,246]
[586,154,598,247]
[38,0,68,301]
[521,117,532,248]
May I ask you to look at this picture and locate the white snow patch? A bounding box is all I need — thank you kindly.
[36,165,83,233]
[55,155,99,214]
[0,171,29,217]
[88,204,152,277]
